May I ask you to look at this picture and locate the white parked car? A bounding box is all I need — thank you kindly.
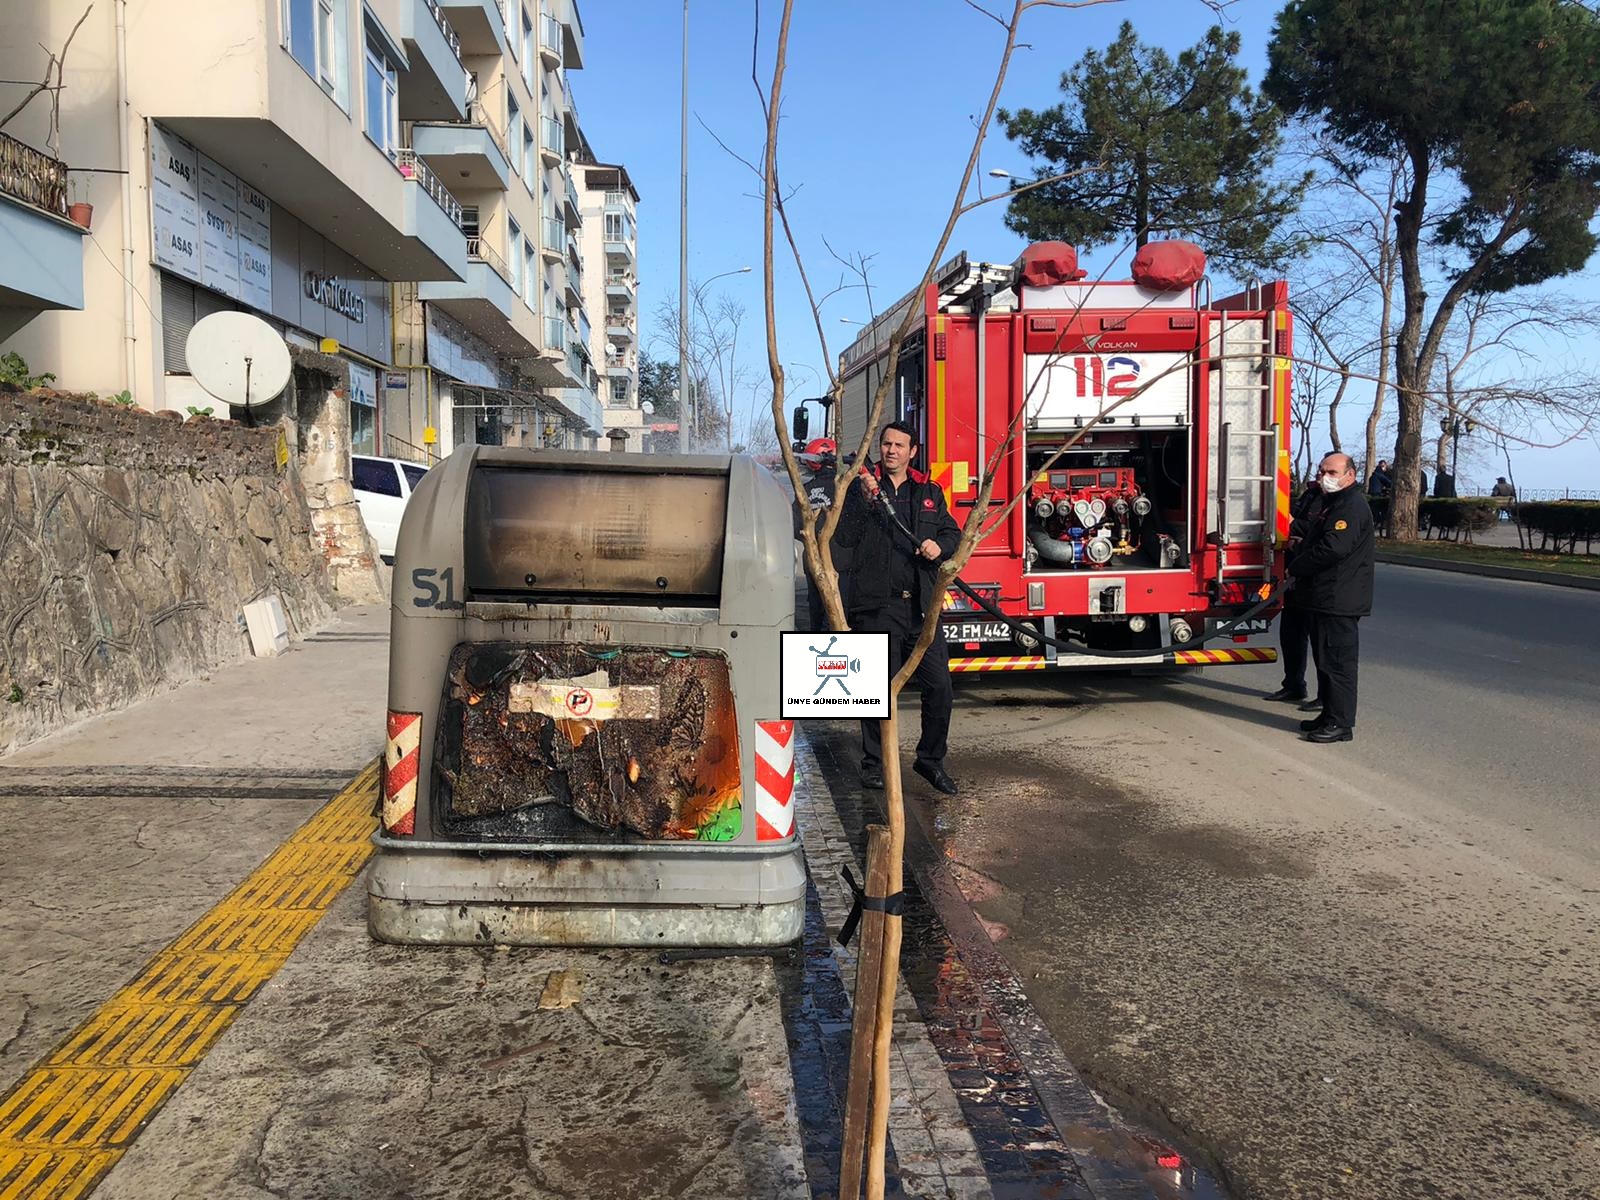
[351,455,430,561]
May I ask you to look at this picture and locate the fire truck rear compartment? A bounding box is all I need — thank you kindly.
[1021,430,1191,574]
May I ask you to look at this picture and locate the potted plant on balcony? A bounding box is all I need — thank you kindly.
[66,178,91,229]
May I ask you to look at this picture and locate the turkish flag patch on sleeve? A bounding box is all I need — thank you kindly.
[923,498,935,509]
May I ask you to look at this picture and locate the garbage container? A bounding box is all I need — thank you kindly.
[370,447,804,947]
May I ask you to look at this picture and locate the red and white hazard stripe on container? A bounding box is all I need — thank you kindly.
[754,719,796,841]
[383,710,422,835]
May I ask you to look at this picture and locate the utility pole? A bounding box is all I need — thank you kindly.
[677,0,690,454]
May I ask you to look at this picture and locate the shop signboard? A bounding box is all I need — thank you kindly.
[151,123,272,308]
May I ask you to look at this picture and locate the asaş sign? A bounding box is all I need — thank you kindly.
[150,123,272,311]
[303,271,367,324]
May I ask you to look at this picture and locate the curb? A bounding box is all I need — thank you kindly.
[1376,551,1600,592]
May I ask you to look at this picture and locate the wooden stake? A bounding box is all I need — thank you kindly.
[865,714,905,1200]
[838,823,890,1200]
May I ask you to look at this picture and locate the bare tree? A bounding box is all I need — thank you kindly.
[0,5,94,158]
[1428,290,1600,484]
[650,283,754,450]
[1281,137,1408,483]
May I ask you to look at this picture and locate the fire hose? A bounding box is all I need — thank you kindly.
[858,479,1283,659]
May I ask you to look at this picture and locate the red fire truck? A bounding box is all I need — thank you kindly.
[834,240,1292,674]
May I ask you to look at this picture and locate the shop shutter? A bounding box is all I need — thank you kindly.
[161,274,196,374]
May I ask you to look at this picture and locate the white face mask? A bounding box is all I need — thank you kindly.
[1320,475,1346,494]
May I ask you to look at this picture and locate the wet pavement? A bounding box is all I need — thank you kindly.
[803,725,1227,1200]
[883,564,1600,1200]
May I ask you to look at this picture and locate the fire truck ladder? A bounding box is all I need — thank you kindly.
[1214,315,1280,586]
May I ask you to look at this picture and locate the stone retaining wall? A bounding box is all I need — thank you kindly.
[0,386,341,752]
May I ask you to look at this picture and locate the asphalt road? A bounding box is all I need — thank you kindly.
[892,564,1600,1200]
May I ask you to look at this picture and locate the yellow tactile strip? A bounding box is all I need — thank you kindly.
[0,759,380,1200]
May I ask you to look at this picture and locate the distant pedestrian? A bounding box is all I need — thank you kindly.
[1287,452,1375,744]
[1366,460,1391,498]
[1419,466,1430,499]
[1491,476,1516,520]
[1264,477,1323,706]
[1366,459,1392,537]
[1434,471,1456,499]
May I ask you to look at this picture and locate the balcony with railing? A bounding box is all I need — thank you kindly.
[539,115,563,164]
[395,150,464,227]
[399,0,468,123]
[603,189,633,214]
[0,130,85,330]
[410,103,511,190]
[539,11,563,65]
[563,169,582,227]
[605,313,634,344]
[541,214,565,262]
[419,230,525,347]
[437,0,508,55]
[545,315,566,353]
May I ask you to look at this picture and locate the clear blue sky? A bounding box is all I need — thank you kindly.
[573,0,1597,491]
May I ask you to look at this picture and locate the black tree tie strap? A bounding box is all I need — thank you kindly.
[837,864,906,948]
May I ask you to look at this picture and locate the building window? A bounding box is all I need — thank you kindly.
[507,94,521,175]
[461,206,480,241]
[524,242,536,310]
[283,0,349,109]
[507,1,519,58]
[610,376,629,405]
[508,217,522,295]
[364,33,399,159]
[521,9,534,87]
[604,212,625,241]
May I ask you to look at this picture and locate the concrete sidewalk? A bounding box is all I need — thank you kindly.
[0,606,1168,1199]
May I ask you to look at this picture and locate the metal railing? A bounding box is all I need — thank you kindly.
[0,130,68,216]
[539,11,562,58]
[466,235,512,284]
[563,170,582,221]
[421,0,463,64]
[540,115,563,159]
[542,213,565,250]
[545,316,565,352]
[395,150,463,227]
[603,189,632,211]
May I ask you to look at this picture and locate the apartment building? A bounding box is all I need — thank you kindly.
[388,0,601,456]
[576,156,644,452]
[0,0,603,460]
[0,0,466,456]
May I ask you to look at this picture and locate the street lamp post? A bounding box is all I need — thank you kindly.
[678,0,690,454]
[1441,415,1477,486]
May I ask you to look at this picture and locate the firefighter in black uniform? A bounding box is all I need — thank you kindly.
[1287,452,1375,743]
[837,421,963,794]
[1264,476,1322,704]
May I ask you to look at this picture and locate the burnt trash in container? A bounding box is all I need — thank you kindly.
[370,448,803,947]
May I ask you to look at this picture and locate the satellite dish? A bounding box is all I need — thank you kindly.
[186,312,292,409]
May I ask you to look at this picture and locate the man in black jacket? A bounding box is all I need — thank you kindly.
[836,421,963,794]
[1288,452,1376,744]
[1264,477,1322,704]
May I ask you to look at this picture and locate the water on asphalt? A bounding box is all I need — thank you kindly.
[858,565,1600,1200]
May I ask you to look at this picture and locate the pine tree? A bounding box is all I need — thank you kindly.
[997,22,1306,271]
[1265,0,1600,539]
